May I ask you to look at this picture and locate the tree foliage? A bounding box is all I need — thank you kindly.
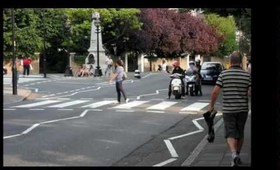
[202,8,251,56]
[204,14,237,57]
[3,9,43,59]
[4,8,237,72]
[132,8,223,58]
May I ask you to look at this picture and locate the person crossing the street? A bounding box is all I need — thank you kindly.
[109,59,129,104]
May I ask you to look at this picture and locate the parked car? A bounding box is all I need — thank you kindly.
[200,62,224,84]
[3,67,7,75]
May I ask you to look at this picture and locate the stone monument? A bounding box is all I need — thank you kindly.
[85,12,106,76]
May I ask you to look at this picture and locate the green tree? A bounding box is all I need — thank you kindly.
[3,9,43,60]
[204,14,237,57]
[202,8,251,56]
[63,8,142,56]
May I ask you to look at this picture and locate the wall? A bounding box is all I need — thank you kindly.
[142,55,249,72]
[3,58,40,75]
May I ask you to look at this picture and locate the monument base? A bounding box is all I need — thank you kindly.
[94,68,103,77]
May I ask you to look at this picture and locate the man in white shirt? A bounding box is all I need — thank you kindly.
[105,55,113,77]
[161,59,168,72]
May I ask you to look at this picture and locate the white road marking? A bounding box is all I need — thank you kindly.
[112,101,148,109]
[150,99,165,101]
[46,87,101,98]
[181,116,223,166]
[153,158,177,167]
[13,100,61,108]
[136,89,167,100]
[3,110,91,139]
[146,110,165,113]
[179,111,198,114]
[192,118,205,130]
[168,118,204,140]
[55,98,71,100]
[198,100,210,102]
[47,100,89,108]
[21,124,40,134]
[29,109,45,110]
[82,101,115,108]
[164,140,179,157]
[154,115,214,166]
[80,110,89,117]
[80,98,93,100]
[4,134,22,139]
[169,130,203,141]
[88,109,103,112]
[181,102,209,112]
[147,101,177,110]
[116,110,135,112]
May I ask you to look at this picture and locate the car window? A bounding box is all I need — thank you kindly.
[202,63,222,70]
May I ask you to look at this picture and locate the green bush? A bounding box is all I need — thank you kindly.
[74,55,87,66]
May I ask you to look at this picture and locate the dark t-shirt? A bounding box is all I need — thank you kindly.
[172,66,184,74]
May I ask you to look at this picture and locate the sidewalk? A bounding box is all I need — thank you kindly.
[182,113,251,167]
[3,84,32,105]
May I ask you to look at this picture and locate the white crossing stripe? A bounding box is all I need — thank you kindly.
[47,100,89,108]
[181,102,209,112]
[112,101,148,109]
[147,101,177,110]
[14,100,61,108]
[82,100,116,108]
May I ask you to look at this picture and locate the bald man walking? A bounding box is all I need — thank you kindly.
[208,51,251,167]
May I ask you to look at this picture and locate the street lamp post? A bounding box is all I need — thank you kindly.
[112,43,117,60]
[94,17,102,77]
[11,8,17,95]
[42,9,47,78]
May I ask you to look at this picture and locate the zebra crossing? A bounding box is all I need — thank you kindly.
[7,99,210,113]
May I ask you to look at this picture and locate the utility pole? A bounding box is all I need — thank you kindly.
[12,8,17,95]
[43,9,47,78]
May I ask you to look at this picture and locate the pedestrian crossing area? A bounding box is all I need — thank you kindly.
[6,99,211,113]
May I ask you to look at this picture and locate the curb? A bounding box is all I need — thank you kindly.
[3,87,33,105]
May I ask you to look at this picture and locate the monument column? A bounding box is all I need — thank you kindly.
[86,12,106,76]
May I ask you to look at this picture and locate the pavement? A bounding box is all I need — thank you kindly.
[3,73,251,167]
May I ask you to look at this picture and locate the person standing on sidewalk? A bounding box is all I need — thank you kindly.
[9,57,21,85]
[104,55,113,77]
[208,51,251,167]
[247,58,251,75]
[22,56,32,77]
[109,59,129,104]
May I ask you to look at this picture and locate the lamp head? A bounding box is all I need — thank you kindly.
[94,19,100,27]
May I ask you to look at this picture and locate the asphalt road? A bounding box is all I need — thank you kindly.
[3,73,223,166]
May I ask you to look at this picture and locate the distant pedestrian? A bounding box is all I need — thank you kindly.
[247,58,251,75]
[9,57,21,85]
[109,59,129,104]
[208,51,251,167]
[161,59,167,73]
[104,55,113,77]
[22,56,32,77]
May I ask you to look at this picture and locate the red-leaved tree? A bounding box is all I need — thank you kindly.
[133,8,224,57]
